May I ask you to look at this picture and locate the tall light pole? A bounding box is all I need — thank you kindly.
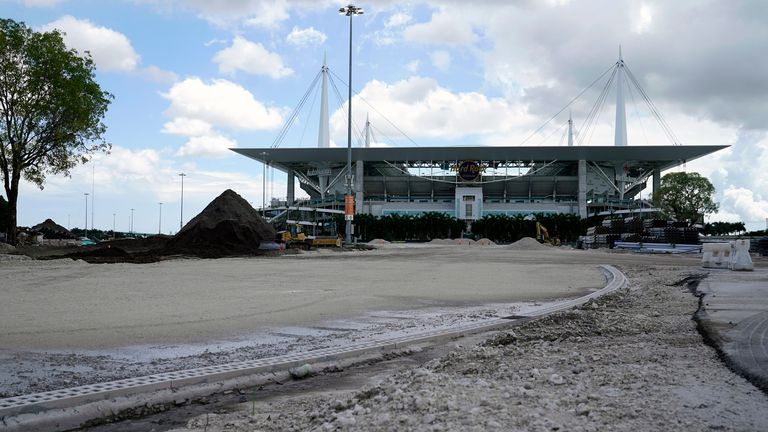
[84,193,89,239]
[91,163,95,231]
[112,213,116,239]
[130,208,134,235]
[259,151,268,218]
[179,173,186,230]
[158,202,163,234]
[339,4,363,245]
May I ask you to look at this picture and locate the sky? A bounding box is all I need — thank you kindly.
[3,0,768,233]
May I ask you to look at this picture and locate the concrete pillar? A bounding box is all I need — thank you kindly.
[287,171,295,205]
[319,175,327,199]
[653,169,661,196]
[355,160,364,214]
[578,160,587,218]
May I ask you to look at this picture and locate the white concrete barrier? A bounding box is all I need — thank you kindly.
[702,243,732,269]
[730,239,754,271]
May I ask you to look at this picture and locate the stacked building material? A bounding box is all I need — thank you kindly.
[759,237,768,256]
[583,217,700,249]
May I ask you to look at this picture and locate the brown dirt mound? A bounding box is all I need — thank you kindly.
[505,237,552,251]
[31,218,74,239]
[475,238,497,246]
[165,189,276,257]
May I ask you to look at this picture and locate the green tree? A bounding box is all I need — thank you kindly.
[652,172,718,224]
[0,19,111,244]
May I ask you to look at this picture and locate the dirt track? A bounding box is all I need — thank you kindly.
[0,247,608,350]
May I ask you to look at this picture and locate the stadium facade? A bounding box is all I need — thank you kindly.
[234,56,727,221]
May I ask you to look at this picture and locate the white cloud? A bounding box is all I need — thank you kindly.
[722,187,768,223]
[242,1,289,28]
[204,38,227,47]
[386,12,412,28]
[430,50,452,71]
[213,37,293,78]
[40,15,139,72]
[286,26,327,47]
[132,0,332,29]
[176,135,238,159]
[633,2,654,34]
[330,76,523,140]
[405,60,420,73]
[141,65,178,83]
[162,78,283,130]
[403,10,477,45]
[161,117,213,137]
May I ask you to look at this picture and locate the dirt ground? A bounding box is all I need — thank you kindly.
[4,246,767,432]
[158,264,768,432]
[1,246,612,397]
[0,248,604,350]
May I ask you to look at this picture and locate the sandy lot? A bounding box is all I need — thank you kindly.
[163,264,768,432]
[1,247,606,350]
[0,246,714,400]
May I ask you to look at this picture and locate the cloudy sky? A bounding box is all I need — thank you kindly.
[4,0,768,232]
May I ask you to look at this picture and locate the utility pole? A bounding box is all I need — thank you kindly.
[179,173,186,230]
[113,213,116,239]
[158,202,163,234]
[91,163,95,231]
[260,152,268,218]
[130,208,134,235]
[84,193,89,238]
[339,4,364,245]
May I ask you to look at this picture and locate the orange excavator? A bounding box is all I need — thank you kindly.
[536,222,561,246]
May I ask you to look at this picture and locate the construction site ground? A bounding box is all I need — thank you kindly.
[2,245,767,431]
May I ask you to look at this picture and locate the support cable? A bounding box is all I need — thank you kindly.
[624,65,682,145]
[271,71,322,148]
[519,63,617,146]
[578,66,618,146]
[329,69,421,147]
[625,74,650,146]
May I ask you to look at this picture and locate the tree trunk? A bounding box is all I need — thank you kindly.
[5,177,19,245]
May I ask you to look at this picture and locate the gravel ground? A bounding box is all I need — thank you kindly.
[168,264,768,432]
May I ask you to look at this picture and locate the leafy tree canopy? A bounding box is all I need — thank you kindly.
[0,18,111,244]
[652,172,718,224]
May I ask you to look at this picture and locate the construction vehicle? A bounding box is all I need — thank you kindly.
[536,222,561,246]
[277,223,342,249]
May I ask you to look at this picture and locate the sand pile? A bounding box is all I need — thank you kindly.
[475,238,497,246]
[505,236,552,250]
[428,238,461,245]
[166,189,276,257]
[367,239,391,245]
[30,219,74,239]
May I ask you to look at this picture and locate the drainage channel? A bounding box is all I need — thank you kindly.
[0,265,626,432]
